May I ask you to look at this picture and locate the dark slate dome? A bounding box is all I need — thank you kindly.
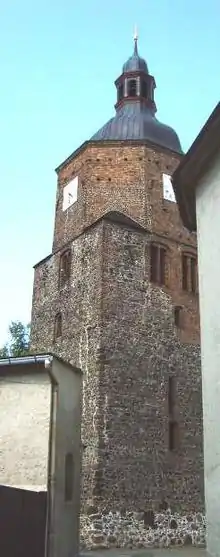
[123,38,148,74]
[91,36,183,154]
[123,55,148,73]
[91,102,182,153]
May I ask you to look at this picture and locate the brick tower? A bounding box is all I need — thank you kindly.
[31,36,203,513]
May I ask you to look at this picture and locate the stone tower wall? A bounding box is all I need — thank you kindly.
[97,219,203,512]
[31,141,203,513]
[31,222,104,505]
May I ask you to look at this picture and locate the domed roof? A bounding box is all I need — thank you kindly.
[122,37,148,74]
[91,102,182,153]
[90,35,183,154]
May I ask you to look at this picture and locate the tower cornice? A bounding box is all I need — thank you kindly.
[55,139,183,174]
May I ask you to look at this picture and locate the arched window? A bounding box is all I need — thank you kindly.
[182,253,197,293]
[174,306,183,328]
[54,312,62,341]
[128,79,137,97]
[118,83,123,101]
[168,376,175,416]
[150,243,167,286]
[141,80,148,98]
[168,376,179,451]
[64,453,74,502]
[59,249,71,288]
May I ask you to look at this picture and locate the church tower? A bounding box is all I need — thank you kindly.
[31,36,203,513]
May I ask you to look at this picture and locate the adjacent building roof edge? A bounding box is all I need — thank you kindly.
[50,352,82,374]
[0,353,82,376]
[172,102,220,231]
[55,138,183,174]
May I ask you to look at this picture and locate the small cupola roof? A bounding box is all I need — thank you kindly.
[122,31,148,74]
[91,31,183,154]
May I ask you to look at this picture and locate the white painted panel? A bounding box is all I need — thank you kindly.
[62,176,78,211]
[162,173,176,203]
[196,153,220,557]
[0,373,51,491]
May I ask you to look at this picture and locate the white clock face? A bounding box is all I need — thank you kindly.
[62,176,78,211]
[162,173,176,203]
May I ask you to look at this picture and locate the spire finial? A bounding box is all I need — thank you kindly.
[133,25,138,55]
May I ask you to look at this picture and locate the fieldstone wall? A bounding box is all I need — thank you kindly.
[96,220,203,511]
[31,223,104,504]
[31,215,203,513]
[80,509,206,550]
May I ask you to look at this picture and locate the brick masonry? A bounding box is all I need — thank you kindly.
[31,140,203,513]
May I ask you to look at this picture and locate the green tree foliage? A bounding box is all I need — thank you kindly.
[0,321,30,358]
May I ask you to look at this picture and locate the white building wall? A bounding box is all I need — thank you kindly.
[48,358,82,557]
[0,372,50,491]
[196,152,220,557]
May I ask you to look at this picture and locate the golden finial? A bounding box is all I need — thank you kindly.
[134,25,138,54]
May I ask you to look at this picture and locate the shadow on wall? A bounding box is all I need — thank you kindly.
[0,485,47,557]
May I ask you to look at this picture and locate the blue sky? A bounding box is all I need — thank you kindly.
[0,0,219,345]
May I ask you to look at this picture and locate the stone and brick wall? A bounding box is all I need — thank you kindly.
[31,223,104,506]
[53,142,183,250]
[31,140,203,514]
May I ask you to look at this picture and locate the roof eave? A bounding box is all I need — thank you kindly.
[0,353,82,376]
[172,102,220,232]
[55,137,183,174]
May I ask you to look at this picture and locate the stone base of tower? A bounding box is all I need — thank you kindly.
[79,509,206,550]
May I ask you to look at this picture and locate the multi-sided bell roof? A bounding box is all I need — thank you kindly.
[91,35,182,154]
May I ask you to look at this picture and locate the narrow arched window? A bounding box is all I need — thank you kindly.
[168,376,175,416]
[64,453,74,502]
[54,312,62,341]
[168,377,179,451]
[59,249,71,288]
[174,306,183,328]
[150,244,167,286]
[182,253,197,293]
[128,79,137,97]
